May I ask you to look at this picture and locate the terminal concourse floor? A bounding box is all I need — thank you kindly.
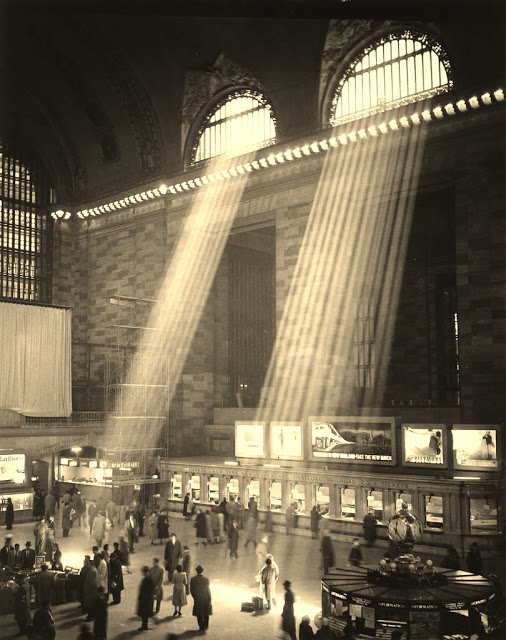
[2,515,506,639]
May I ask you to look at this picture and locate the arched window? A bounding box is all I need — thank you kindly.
[331,30,453,125]
[0,143,54,301]
[192,89,276,165]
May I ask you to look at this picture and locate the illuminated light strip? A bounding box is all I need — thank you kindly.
[66,88,503,220]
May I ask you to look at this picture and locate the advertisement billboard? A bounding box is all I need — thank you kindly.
[402,424,447,467]
[235,422,265,458]
[270,423,303,460]
[0,452,26,484]
[452,425,499,470]
[309,417,395,464]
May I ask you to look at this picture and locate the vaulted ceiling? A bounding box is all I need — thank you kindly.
[1,0,502,205]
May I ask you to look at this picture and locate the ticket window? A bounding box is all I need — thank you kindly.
[425,494,443,530]
[341,487,356,519]
[470,497,498,532]
[207,476,220,504]
[171,473,182,500]
[247,480,260,501]
[395,492,413,512]
[227,477,240,501]
[366,489,384,523]
[291,484,306,513]
[269,481,282,511]
[189,475,201,501]
[316,485,330,515]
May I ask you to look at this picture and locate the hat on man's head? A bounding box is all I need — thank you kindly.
[26,541,31,546]
[283,580,291,587]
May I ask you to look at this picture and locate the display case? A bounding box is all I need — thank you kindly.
[0,451,26,484]
[0,491,33,512]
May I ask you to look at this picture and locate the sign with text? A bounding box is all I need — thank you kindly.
[235,422,265,458]
[0,452,26,484]
[402,424,446,468]
[310,416,395,464]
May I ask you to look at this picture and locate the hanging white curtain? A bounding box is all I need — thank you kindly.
[0,302,72,417]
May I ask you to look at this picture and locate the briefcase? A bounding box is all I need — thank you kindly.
[241,601,255,612]
[252,596,263,610]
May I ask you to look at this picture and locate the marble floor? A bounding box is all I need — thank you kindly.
[2,515,505,640]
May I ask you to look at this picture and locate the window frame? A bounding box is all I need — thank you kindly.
[329,28,453,126]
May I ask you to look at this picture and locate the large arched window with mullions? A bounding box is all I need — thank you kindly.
[330,29,453,125]
[0,142,54,302]
[192,89,277,165]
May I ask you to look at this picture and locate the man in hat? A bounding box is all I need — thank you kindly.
[0,535,13,567]
[21,540,36,569]
[281,580,296,640]
[190,565,212,631]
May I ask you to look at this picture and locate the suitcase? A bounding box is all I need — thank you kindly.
[241,601,255,612]
[252,596,264,610]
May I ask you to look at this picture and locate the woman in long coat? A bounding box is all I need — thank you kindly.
[310,505,320,539]
[83,563,99,621]
[171,564,188,616]
[147,511,158,544]
[227,521,239,559]
[109,553,124,604]
[183,494,191,519]
[137,567,154,631]
[195,510,207,545]
[5,498,14,530]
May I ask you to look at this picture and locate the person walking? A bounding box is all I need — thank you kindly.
[181,546,192,594]
[204,510,213,544]
[165,532,182,582]
[107,499,117,529]
[83,558,99,622]
[244,510,258,549]
[118,536,131,573]
[171,564,188,616]
[96,552,109,601]
[349,538,363,566]
[194,509,207,546]
[147,511,158,545]
[281,580,297,640]
[88,502,98,536]
[4,497,14,530]
[467,542,483,575]
[363,510,377,546]
[135,503,146,537]
[13,573,31,634]
[259,557,277,610]
[183,493,191,520]
[321,535,334,573]
[236,497,245,529]
[190,565,212,632]
[228,520,239,559]
[136,566,154,631]
[92,511,107,548]
[157,509,169,544]
[109,550,124,605]
[441,544,461,570]
[92,586,108,640]
[264,505,273,533]
[31,601,56,640]
[285,503,296,535]
[62,502,72,538]
[310,505,321,539]
[255,535,270,571]
[44,493,56,521]
[149,557,164,614]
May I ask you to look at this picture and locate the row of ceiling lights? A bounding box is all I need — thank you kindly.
[51,88,504,222]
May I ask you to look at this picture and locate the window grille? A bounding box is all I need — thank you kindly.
[0,143,53,301]
[354,299,375,389]
[192,90,276,165]
[331,30,453,125]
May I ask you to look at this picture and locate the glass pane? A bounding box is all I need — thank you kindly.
[316,485,330,515]
[470,497,498,531]
[367,490,383,522]
[269,481,282,510]
[425,495,443,529]
[341,487,356,519]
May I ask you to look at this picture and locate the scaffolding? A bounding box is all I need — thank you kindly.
[104,294,169,504]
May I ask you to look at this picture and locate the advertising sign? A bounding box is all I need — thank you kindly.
[310,416,394,464]
[270,422,303,459]
[0,452,26,484]
[452,425,499,470]
[402,424,446,467]
[235,422,265,458]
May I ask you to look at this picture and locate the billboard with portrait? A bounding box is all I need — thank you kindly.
[0,452,26,484]
[235,422,265,458]
[309,416,395,464]
[452,425,499,470]
[270,423,303,460]
[402,424,447,468]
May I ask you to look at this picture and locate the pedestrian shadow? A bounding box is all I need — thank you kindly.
[171,630,206,638]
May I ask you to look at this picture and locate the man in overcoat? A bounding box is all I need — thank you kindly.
[190,565,212,631]
[137,565,154,631]
[164,533,182,581]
